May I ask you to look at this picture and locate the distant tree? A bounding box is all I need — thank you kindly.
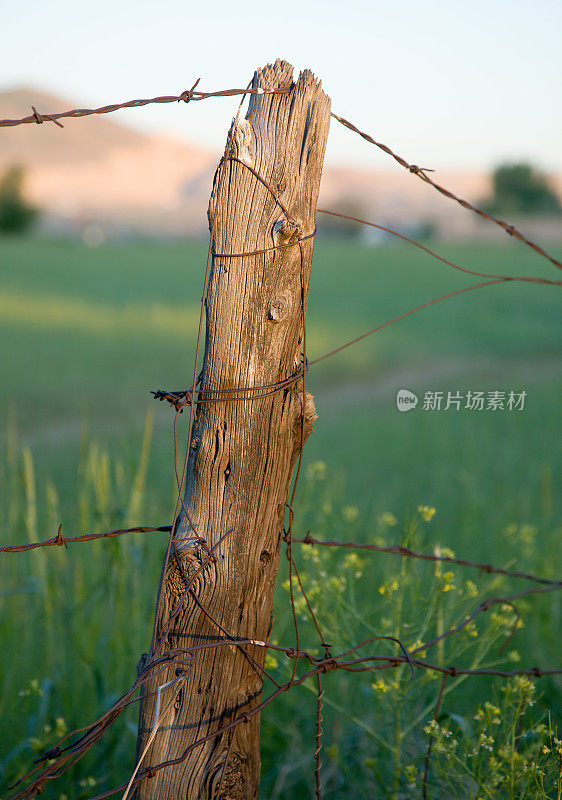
[0,165,38,234]
[485,162,561,216]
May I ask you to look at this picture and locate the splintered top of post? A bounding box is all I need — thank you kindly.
[254,59,294,90]
[210,60,330,244]
[251,58,325,101]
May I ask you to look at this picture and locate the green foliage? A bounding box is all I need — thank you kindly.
[0,237,560,797]
[1,433,561,798]
[0,166,38,234]
[426,688,562,799]
[261,471,562,799]
[485,163,561,216]
[0,413,165,797]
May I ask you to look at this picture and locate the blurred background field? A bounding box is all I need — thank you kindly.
[1,235,560,543]
[0,233,560,797]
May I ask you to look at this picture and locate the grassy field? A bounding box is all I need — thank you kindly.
[0,234,560,798]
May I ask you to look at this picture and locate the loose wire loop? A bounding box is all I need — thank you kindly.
[151,364,309,412]
[152,152,316,413]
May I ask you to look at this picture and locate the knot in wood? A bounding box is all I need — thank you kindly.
[273,217,301,242]
[166,549,203,596]
[268,292,291,322]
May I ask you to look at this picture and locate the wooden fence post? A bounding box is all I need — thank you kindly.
[135,59,330,799]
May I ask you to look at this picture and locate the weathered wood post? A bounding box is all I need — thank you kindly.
[135,60,330,799]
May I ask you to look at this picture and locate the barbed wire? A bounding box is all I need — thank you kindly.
[1,80,561,800]
[295,533,562,587]
[0,523,171,553]
[1,83,560,270]
[4,522,559,588]
[8,615,562,799]
[0,81,290,128]
[330,112,562,271]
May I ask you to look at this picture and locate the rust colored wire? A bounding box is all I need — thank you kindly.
[330,111,562,271]
[0,523,171,553]
[0,82,290,128]
[318,209,562,287]
[309,277,507,366]
[295,533,562,587]
[2,83,560,270]
[11,629,562,799]
[6,523,559,591]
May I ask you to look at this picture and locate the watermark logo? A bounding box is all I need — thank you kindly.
[396,389,419,412]
[395,389,527,412]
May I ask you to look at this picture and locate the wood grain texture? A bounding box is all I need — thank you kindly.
[135,60,330,799]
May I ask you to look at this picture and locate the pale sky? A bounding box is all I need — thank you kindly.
[2,0,561,171]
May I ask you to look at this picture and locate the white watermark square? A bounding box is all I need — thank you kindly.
[396,389,527,412]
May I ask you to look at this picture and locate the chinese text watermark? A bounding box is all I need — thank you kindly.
[396,389,527,413]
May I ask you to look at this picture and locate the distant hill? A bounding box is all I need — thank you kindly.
[0,87,218,234]
[1,87,561,240]
[0,87,147,166]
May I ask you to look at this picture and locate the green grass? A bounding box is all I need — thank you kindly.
[0,234,560,798]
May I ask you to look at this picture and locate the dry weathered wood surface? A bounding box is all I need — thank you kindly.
[135,59,330,799]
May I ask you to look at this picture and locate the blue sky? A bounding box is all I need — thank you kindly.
[2,0,561,170]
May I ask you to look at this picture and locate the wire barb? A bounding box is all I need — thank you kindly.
[178,78,201,104]
[30,105,64,128]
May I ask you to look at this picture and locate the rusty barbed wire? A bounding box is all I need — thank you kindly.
[310,277,507,366]
[9,620,562,799]
[2,84,560,272]
[330,112,562,271]
[0,523,171,553]
[151,365,308,412]
[295,533,562,587]
[0,81,290,128]
[6,522,559,588]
